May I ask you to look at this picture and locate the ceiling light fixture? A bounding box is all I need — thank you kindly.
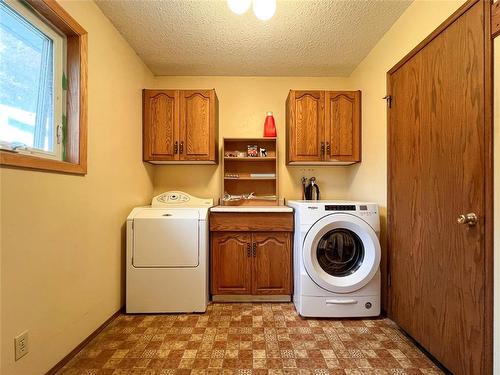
[227,0,276,21]
[227,0,251,15]
[252,0,276,21]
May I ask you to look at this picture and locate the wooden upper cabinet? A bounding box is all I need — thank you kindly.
[179,90,218,162]
[252,232,291,295]
[325,91,361,163]
[286,90,361,165]
[143,90,179,161]
[143,89,218,164]
[211,232,252,295]
[286,90,324,163]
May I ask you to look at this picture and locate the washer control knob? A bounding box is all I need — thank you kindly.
[365,302,372,309]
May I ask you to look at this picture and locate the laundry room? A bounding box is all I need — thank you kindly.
[0,0,497,374]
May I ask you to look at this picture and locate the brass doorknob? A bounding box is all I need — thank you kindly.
[457,213,478,226]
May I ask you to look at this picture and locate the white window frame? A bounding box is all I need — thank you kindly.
[1,0,65,160]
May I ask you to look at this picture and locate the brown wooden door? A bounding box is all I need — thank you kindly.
[324,91,361,163]
[252,232,291,295]
[388,2,487,374]
[287,90,325,162]
[143,90,179,161]
[211,232,252,294]
[179,90,217,162]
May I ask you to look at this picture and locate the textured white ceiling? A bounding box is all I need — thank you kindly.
[96,0,412,77]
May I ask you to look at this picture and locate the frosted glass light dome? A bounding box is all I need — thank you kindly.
[227,0,251,15]
[253,0,276,21]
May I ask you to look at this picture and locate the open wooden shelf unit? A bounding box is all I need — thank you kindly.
[221,138,278,206]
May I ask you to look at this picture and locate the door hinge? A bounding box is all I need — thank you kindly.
[383,95,392,109]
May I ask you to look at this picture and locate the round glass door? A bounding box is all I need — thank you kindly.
[302,213,381,294]
[316,229,365,277]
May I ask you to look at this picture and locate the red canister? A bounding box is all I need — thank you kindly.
[263,112,277,137]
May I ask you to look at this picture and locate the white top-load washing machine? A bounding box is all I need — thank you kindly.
[126,191,213,313]
[287,200,381,318]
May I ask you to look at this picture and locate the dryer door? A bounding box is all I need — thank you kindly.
[303,213,380,293]
[133,209,199,268]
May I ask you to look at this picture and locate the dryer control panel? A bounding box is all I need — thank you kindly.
[152,191,213,207]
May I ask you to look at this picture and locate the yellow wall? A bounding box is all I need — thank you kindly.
[151,0,466,310]
[348,0,466,205]
[151,76,354,202]
[0,1,154,374]
[346,0,466,308]
[2,0,494,374]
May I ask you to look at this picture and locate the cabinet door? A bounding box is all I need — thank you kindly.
[325,91,361,162]
[211,232,252,294]
[252,232,291,295]
[287,90,325,163]
[179,90,217,162]
[143,90,179,161]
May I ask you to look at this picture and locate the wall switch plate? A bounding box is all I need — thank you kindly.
[14,330,29,361]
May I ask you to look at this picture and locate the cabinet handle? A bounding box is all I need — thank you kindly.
[252,243,256,257]
[320,142,325,158]
[247,243,251,257]
[174,141,178,154]
[326,142,331,156]
[180,141,184,154]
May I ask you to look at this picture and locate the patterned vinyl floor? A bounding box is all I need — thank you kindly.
[57,303,443,375]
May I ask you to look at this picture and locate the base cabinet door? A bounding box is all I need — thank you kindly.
[211,232,252,294]
[252,232,291,295]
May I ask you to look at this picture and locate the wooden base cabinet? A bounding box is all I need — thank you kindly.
[210,212,293,299]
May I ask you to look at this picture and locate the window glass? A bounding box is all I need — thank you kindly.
[0,0,62,158]
[316,229,365,277]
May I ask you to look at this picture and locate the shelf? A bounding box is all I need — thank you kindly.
[222,137,278,207]
[224,157,276,161]
[224,177,276,180]
[223,137,277,142]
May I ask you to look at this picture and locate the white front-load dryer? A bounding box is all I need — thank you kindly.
[287,201,381,318]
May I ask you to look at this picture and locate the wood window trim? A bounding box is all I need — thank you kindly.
[492,0,500,38]
[0,0,88,175]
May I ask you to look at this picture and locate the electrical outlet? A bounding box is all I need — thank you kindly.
[14,330,29,361]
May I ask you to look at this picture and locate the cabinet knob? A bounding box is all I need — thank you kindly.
[252,243,257,257]
[320,142,325,158]
[174,141,178,154]
[247,243,251,257]
[180,141,184,154]
[326,142,331,156]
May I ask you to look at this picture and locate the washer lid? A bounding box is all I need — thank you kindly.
[132,209,199,268]
[303,213,381,294]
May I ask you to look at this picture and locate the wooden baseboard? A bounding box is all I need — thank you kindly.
[212,295,291,302]
[45,308,122,375]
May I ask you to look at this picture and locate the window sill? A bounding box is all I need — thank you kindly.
[0,151,86,175]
